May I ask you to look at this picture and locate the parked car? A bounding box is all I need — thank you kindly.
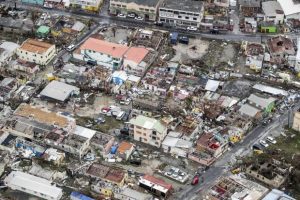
[117,13,126,18]
[210,28,219,34]
[116,111,125,120]
[259,140,269,148]
[66,44,75,52]
[191,174,200,185]
[84,153,95,161]
[135,16,144,21]
[154,21,163,26]
[187,26,197,31]
[120,99,131,105]
[101,107,111,114]
[122,112,130,121]
[266,136,277,144]
[95,117,105,124]
[127,13,135,18]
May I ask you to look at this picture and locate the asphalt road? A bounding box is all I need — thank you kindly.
[3,1,299,43]
[177,104,298,200]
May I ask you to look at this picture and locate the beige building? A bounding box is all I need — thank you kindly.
[70,0,103,11]
[129,115,167,147]
[16,39,56,66]
[292,111,300,131]
[109,0,161,21]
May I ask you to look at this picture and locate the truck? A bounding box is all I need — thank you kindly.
[170,32,179,45]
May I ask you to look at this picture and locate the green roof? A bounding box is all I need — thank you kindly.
[37,25,50,34]
[129,115,166,133]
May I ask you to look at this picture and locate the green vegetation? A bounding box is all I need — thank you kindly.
[242,128,300,199]
[75,115,122,133]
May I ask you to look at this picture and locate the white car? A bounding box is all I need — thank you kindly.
[66,44,75,52]
[127,13,135,18]
[260,140,269,148]
[117,13,126,18]
[266,136,277,144]
[135,16,144,21]
[187,26,197,31]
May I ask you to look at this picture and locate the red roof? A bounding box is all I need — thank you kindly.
[80,38,129,58]
[124,47,149,64]
[143,175,172,190]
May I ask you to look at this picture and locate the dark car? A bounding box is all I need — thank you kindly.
[210,28,219,34]
[154,21,163,26]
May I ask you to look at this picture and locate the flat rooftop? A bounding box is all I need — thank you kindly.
[160,0,203,13]
[15,104,70,128]
[20,39,54,54]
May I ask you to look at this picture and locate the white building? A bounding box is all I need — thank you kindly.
[277,0,300,20]
[40,80,80,102]
[4,171,63,200]
[0,41,20,67]
[69,0,103,11]
[159,0,204,28]
[16,39,56,65]
[129,115,167,147]
[262,1,284,24]
[74,37,149,71]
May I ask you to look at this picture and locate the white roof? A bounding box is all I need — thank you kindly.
[162,136,179,147]
[40,80,79,101]
[127,75,140,83]
[139,177,168,193]
[253,84,288,96]
[262,1,283,17]
[5,171,62,199]
[112,70,128,81]
[205,80,220,92]
[262,189,296,200]
[248,94,276,109]
[0,42,20,53]
[277,0,300,16]
[239,104,260,117]
[71,21,85,32]
[74,125,96,139]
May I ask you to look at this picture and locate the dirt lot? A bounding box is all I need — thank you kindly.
[101,27,133,44]
[171,38,209,63]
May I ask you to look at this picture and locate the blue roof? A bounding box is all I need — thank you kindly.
[70,192,95,200]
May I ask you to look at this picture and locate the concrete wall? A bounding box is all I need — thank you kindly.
[16,45,56,65]
[110,1,158,21]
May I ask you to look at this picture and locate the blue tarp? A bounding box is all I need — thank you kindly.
[70,191,95,200]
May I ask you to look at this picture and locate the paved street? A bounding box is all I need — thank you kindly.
[3,1,299,43]
[177,104,298,200]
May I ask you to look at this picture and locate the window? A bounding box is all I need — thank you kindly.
[144,138,147,142]
[122,5,125,7]
[143,133,146,136]
[139,8,144,11]
[178,16,182,18]
[111,3,115,6]
[152,136,156,140]
[145,9,149,11]
[152,131,157,135]
[185,16,189,20]
[193,17,197,20]
[174,11,179,14]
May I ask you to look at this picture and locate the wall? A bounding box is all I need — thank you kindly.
[292,112,300,131]
[110,1,158,20]
[16,45,56,65]
[159,7,204,27]
[81,49,121,69]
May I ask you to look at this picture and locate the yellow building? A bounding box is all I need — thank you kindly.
[109,0,161,21]
[70,0,103,11]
